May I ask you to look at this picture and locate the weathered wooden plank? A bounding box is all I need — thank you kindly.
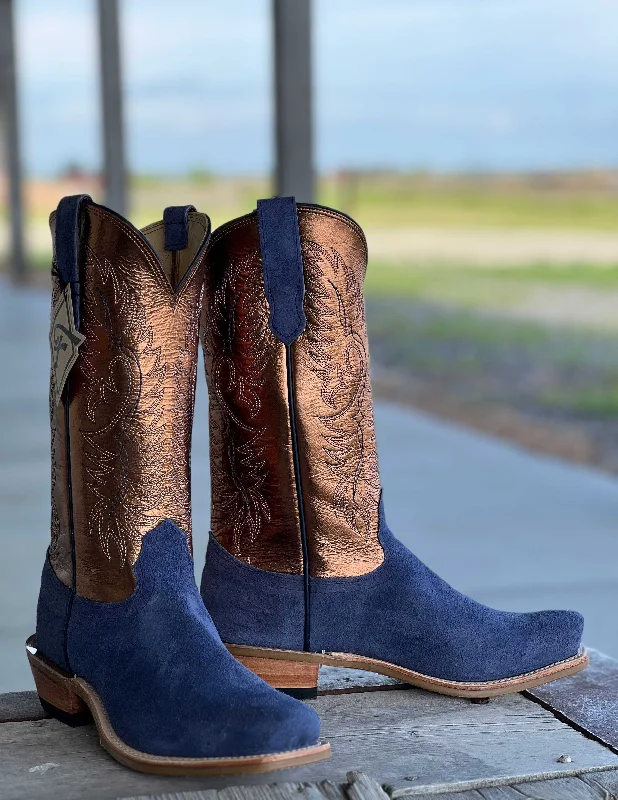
[582,770,618,796]
[2,690,618,799]
[345,772,389,800]
[393,792,483,800]
[476,776,609,799]
[300,690,618,791]
[528,648,618,755]
[318,779,350,800]
[119,774,387,800]
[0,690,48,722]
[212,785,330,800]
[0,718,297,800]
[119,793,217,800]
[116,771,618,800]
[391,774,613,798]
[318,667,406,695]
[120,780,346,800]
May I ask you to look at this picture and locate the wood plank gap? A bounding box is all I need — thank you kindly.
[527,649,618,757]
[523,688,618,757]
[318,683,410,697]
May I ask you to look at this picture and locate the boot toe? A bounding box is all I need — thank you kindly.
[523,608,584,668]
[219,677,321,758]
[258,692,321,754]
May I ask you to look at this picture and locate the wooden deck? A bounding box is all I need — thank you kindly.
[3,650,618,800]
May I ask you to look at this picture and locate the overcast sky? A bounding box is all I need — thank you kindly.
[15,0,618,176]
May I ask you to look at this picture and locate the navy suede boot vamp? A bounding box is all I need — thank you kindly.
[32,522,324,768]
[202,502,586,695]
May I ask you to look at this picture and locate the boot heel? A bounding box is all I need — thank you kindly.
[30,662,91,727]
[236,654,319,700]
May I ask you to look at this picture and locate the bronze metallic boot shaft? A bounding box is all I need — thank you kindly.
[202,203,383,578]
[49,202,210,600]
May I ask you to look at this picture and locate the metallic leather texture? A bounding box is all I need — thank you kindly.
[49,204,209,601]
[202,206,382,578]
[202,217,304,574]
[293,207,383,577]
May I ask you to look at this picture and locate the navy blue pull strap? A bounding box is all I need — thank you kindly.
[163,205,196,251]
[55,194,92,286]
[257,196,306,345]
[55,194,92,328]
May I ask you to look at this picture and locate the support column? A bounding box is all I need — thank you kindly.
[0,0,26,282]
[97,0,127,216]
[273,0,314,202]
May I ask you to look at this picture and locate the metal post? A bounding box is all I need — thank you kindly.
[273,0,314,202]
[0,0,26,282]
[97,0,127,216]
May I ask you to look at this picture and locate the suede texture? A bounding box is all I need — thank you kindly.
[163,205,197,250]
[54,194,91,286]
[256,197,306,345]
[36,559,73,672]
[36,521,320,758]
[202,535,305,652]
[202,502,584,683]
[54,193,92,323]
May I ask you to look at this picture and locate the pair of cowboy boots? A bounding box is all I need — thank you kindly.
[28,194,587,775]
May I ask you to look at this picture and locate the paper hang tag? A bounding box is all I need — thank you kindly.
[50,284,85,407]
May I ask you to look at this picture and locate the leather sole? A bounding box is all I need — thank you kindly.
[227,643,589,699]
[25,635,330,775]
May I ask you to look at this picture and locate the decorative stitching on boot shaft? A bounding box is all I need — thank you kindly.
[291,209,383,577]
[202,223,304,574]
[49,203,209,600]
[202,205,383,578]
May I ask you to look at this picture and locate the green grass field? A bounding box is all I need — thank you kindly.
[7,168,618,232]
[364,260,618,324]
[12,172,603,230]
[320,175,618,231]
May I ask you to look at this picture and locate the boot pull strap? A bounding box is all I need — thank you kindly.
[163,205,197,251]
[257,196,306,345]
[55,194,92,328]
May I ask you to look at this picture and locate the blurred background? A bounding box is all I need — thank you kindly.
[2,0,618,691]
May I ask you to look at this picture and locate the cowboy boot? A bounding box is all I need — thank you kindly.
[200,196,587,700]
[26,195,328,774]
